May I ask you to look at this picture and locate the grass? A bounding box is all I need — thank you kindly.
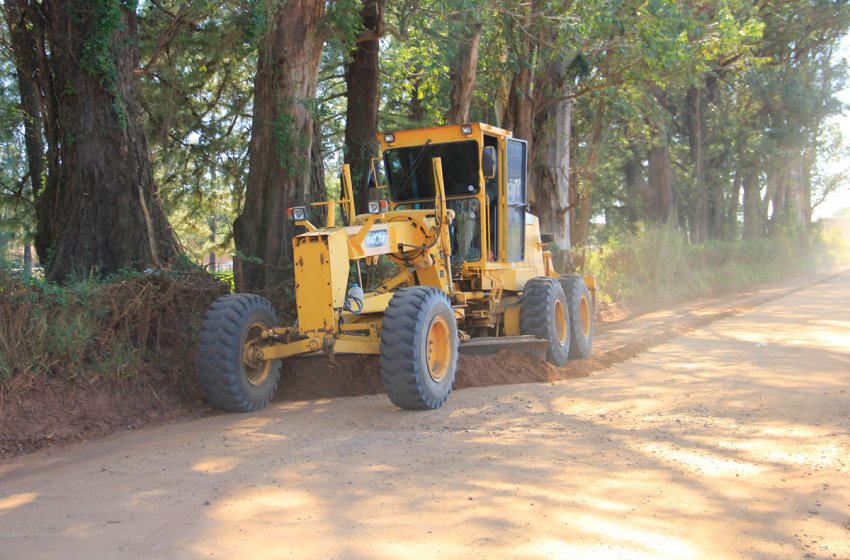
[580,224,847,313]
[0,266,227,387]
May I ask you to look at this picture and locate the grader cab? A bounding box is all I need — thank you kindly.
[198,123,595,412]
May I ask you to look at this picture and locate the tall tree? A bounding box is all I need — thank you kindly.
[4,0,181,280]
[2,0,51,257]
[645,86,677,223]
[234,0,326,292]
[500,1,568,250]
[344,0,384,213]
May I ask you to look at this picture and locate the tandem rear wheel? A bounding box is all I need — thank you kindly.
[559,275,594,359]
[521,277,571,366]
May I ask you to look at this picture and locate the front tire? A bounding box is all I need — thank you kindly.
[559,275,594,359]
[521,278,570,366]
[197,294,282,412]
[379,287,458,410]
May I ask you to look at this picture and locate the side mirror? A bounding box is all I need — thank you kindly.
[367,169,377,191]
[370,157,386,188]
[540,233,556,244]
[366,165,380,200]
[482,146,497,179]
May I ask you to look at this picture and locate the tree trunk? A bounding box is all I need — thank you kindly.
[310,117,327,223]
[785,157,807,235]
[800,149,814,227]
[687,86,709,243]
[208,218,216,272]
[623,147,648,228]
[646,87,677,224]
[502,2,534,145]
[344,0,383,214]
[526,52,571,253]
[531,97,572,250]
[766,165,789,235]
[3,0,62,263]
[39,0,179,281]
[503,64,534,144]
[234,0,325,293]
[23,244,32,276]
[726,170,741,241]
[408,68,426,123]
[570,100,606,247]
[742,169,764,239]
[445,23,482,124]
[493,49,510,128]
[646,138,677,223]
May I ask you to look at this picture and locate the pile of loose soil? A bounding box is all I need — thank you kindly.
[0,272,226,458]
[277,349,584,402]
[0,370,204,457]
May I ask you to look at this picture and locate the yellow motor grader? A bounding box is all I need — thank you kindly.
[198,123,595,412]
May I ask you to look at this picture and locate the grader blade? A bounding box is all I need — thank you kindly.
[458,335,549,359]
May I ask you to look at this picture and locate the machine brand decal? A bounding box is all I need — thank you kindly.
[364,229,389,249]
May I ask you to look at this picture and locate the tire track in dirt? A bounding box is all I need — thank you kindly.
[277,269,845,400]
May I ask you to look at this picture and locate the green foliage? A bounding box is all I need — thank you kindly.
[0,53,31,259]
[138,1,257,254]
[0,273,108,378]
[0,0,847,299]
[380,0,492,128]
[245,0,270,45]
[322,0,365,49]
[211,269,235,292]
[272,108,310,175]
[0,268,227,383]
[81,0,132,128]
[818,217,850,264]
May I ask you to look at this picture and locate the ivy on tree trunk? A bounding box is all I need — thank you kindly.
[234,0,326,293]
[6,0,180,281]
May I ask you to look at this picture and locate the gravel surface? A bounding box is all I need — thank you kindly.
[0,270,848,559]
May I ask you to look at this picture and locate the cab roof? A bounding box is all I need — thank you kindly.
[376,123,513,151]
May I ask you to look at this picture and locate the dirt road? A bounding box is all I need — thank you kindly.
[1,271,848,559]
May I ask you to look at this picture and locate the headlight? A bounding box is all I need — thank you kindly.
[460,124,473,135]
[287,206,307,221]
[383,133,395,144]
[368,200,388,213]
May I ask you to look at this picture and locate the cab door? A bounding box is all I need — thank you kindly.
[505,138,527,262]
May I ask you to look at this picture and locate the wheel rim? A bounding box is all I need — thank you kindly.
[426,315,452,382]
[579,295,592,337]
[554,299,568,346]
[243,321,272,386]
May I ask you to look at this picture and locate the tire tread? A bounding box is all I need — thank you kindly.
[379,287,458,410]
[197,293,282,412]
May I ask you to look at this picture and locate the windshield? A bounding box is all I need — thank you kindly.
[384,140,480,202]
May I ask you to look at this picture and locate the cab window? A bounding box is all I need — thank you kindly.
[506,139,527,262]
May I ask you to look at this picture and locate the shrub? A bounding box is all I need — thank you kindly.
[580,225,840,313]
[0,269,227,386]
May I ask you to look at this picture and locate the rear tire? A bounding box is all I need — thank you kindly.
[379,287,458,410]
[197,294,282,412]
[521,278,570,366]
[559,275,594,359]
